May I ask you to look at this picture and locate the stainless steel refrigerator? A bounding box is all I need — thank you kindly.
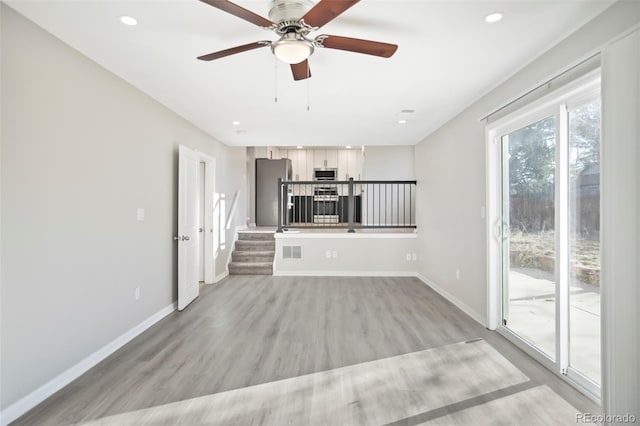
[255,158,292,226]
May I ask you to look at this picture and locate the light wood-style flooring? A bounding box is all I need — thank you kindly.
[14,276,598,425]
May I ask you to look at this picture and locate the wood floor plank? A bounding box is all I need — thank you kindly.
[12,276,598,425]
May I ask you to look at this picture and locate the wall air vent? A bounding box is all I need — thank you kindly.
[282,245,302,260]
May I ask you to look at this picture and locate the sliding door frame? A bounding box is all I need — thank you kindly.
[486,70,601,402]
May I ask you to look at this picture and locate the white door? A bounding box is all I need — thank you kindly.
[177,144,200,311]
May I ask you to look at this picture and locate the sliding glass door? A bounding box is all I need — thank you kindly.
[493,74,601,398]
[567,98,601,390]
[501,116,557,360]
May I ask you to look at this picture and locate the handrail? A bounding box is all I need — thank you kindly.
[281,180,417,185]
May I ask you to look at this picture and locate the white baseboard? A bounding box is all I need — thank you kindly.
[274,270,417,277]
[215,270,229,282]
[0,303,176,426]
[415,273,487,327]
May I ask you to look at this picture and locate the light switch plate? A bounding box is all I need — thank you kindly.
[137,208,145,221]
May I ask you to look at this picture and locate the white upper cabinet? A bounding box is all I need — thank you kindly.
[347,149,362,180]
[325,150,338,168]
[312,149,325,168]
[337,150,349,180]
[311,149,338,168]
[287,150,297,180]
[297,150,308,181]
[264,148,362,181]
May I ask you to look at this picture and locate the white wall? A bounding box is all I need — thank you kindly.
[600,27,640,419]
[363,146,415,180]
[274,233,418,276]
[0,4,246,415]
[414,0,639,417]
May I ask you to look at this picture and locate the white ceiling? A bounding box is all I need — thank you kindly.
[7,0,613,147]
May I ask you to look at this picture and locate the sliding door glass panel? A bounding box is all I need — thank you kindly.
[502,116,557,359]
[568,99,601,384]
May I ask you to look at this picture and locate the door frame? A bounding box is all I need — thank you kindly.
[200,152,216,285]
[485,71,602,401]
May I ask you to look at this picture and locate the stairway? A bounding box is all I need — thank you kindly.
[228,231,275,275]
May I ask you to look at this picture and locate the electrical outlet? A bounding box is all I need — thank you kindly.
[325,250,331,259]
[412,253,417,261]
[332,251,338,259]
[406,253,411,261]
[137,208,145,221]
[135,287,140,300]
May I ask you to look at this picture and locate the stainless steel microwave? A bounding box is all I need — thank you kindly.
[313,168,337,181]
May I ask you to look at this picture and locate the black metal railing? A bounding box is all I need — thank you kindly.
[277,178,417,232]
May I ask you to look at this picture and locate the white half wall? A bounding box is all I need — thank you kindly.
[0,4,246,418]
[274,233,418,276]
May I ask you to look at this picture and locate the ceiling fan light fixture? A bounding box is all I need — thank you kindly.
[272,34,314,64]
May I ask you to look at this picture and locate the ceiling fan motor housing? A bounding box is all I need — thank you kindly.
[268,0,314,24]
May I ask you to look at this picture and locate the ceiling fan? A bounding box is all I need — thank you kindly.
[197,0,398,81]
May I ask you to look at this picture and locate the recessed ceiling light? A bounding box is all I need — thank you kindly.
[120,16,137,26]
[398,120,407,124]
[297,146,303,149]
[485,12,503,23]
[232,121,240,126]
[345,146,352,149]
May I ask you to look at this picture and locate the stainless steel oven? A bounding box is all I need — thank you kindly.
[313,186,339,224]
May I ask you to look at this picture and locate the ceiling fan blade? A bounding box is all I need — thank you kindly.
[199,0,273,28]
[291,60,312,81]
[197,41,270,61]
[320,35,398,58]
[302,0,360,28]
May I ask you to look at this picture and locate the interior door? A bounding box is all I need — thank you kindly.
[178,144,200,311]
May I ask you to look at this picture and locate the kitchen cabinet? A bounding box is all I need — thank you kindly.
[297,150,308,181]
[264,148,362,182]
[287,150,298,180]
[347,149,361,179]
[325,150,338,168]
[337,149,362,180]
[337,150,349,180]
[312,149,338,169]
[312,149,325,168]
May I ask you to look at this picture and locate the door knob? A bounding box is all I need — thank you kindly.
[173,235,190,241]
[183,236,190,241]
